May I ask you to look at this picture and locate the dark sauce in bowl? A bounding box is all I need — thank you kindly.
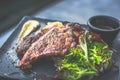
[97,25,114,30]
[87,15,120,45]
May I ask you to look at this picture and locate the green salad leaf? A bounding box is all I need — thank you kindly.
[56,31,113,80]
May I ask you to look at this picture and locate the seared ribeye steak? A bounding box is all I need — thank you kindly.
[16,31,43,55]
[16,22,63,55]
[18,23,85,69]
[16,27,51,55]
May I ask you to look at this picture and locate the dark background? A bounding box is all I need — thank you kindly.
[0,0,60,34]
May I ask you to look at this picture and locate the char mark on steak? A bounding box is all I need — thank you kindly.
[17,23,85,69]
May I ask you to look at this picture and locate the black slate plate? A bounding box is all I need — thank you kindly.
[0,16,120,80]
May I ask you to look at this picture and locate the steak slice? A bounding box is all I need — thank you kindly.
[18,23,85,69]
[16,22,64,55]
[16,31,43,55]
[16,25,53,55]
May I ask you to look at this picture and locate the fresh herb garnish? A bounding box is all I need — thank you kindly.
[56,31,113,80]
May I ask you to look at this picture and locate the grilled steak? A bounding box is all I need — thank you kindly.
[17,23,85,69]
[16,31,43,55]
[16,25,53,55]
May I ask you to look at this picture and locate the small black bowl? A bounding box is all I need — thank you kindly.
[87,15,120,46]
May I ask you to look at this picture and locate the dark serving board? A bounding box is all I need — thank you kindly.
[0,16,120,80]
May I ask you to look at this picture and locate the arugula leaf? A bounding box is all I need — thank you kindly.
[79,32,88,61]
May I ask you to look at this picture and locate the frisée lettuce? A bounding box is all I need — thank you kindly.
[55,31,113,80]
